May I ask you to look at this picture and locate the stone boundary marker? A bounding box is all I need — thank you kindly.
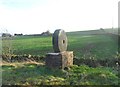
[45,29,73,69]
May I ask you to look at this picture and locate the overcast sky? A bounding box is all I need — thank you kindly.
[0,0,119,34]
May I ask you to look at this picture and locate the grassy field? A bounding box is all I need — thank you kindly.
[6,29,118,60]
[2,29,119,85]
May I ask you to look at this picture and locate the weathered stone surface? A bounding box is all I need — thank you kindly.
[52,29,67,52]
[45,51,73,69]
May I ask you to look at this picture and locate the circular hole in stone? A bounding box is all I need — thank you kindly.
[63,40,65,44]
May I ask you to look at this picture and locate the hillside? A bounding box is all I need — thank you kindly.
[67,28,118,35]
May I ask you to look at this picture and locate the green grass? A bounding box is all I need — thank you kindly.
[2,63,119,85]
[68,34,118,59]
[3,30,118,60]
[11,36,53,56]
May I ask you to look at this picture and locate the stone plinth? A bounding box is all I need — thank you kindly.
[45,51,73,69]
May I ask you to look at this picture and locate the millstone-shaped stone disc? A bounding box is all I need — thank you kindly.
[52,29,67,52]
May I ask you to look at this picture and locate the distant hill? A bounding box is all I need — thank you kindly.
[67,28,118,35]
[102,28,118,35]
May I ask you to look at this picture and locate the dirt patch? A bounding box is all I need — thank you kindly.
[1,61,45,68]
[2,54,45,62]
[73,57,119,68]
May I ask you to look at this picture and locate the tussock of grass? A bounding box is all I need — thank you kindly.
[2,63,119,85]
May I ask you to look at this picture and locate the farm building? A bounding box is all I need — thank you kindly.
[2,33,12,37]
